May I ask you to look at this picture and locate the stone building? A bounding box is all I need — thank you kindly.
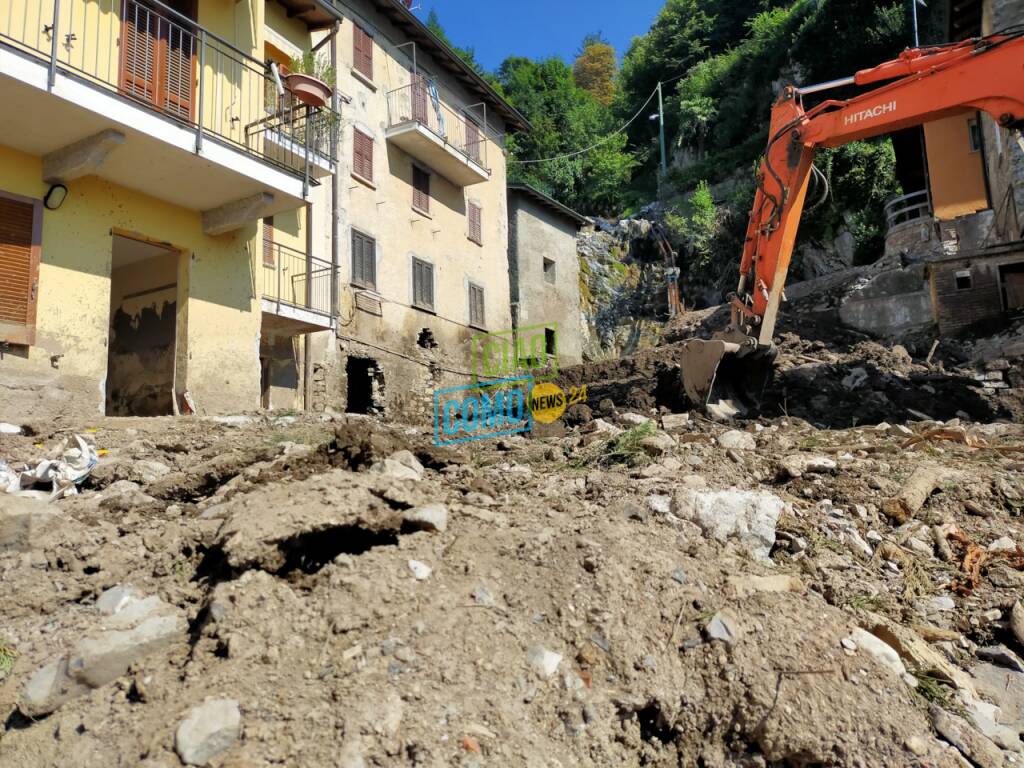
[507,183,588,368]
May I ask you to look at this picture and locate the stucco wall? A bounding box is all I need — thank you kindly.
[0,143,261,421]
[924,114,989,220]
[509,194,584,366]
[312,0,513,420]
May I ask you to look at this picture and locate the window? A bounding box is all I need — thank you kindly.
[545,327,557,357]
[412,165,430,214]
[0,191,42,346]
[468,282,485,328]
[468,202,482,245]
[968,117,982,152]
[543,257,556,284]
[262,216,275,267]
[353,128,373,183]
[955,269,973,291]
[351,230,376,290]
[412,257,434,311]
[353,23,373,80]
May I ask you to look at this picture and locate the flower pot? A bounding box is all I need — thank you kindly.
[284,73,332,108]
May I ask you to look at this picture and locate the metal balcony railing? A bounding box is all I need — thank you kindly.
[262,242,334,319]
[0,0,336,177]
[885,189,932,230]
[386,81,489,171]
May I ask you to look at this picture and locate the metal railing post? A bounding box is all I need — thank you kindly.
[48,0,60,90]
[302,107,310,199]
[195,29,205,153]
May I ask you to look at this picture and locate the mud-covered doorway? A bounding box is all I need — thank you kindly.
[1000,262,1024,311]
[105,234,179,416]
[346,357,384,414]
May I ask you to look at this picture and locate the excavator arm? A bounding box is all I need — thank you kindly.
[680,29,1024,411]
[737,31,1024,345]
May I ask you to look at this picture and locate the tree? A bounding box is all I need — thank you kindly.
[497,56,634,214]
[425,8,503,92]
[573,33,617,107]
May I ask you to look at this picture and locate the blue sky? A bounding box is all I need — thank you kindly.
[412,1,664,72]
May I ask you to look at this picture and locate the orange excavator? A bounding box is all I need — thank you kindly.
[680,27,1024,411]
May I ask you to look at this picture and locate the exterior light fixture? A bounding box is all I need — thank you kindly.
[44,183,68,210]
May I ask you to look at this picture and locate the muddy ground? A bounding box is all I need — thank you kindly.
[4,326,1024,766]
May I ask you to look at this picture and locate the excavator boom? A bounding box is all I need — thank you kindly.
[681,29,1024,412]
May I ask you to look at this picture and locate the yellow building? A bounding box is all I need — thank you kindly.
[0,0,528,421]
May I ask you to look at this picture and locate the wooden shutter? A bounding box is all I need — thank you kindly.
[353,128,373,182]
[412,166,430,213]
[412,258,433,310]
[262,217,275,267]
[120,0,159,106]
[412,73,428,125]
[469,283,484,327]
[353,24,373,79]
[468,203,482,244]
[352,231,375,290]
[0,193,42,346]
[162,18,195,121]
[465,117,481,163]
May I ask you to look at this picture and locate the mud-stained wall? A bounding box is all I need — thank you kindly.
[0,143,261,423]
[106,248,178,416]
[260,331,302,411]
[509,193,585,367]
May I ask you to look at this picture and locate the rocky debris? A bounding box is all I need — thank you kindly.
[848,628,908,679]
[704,611,741,645]
[716,430,756,451]
[931,706,1006,768]
[408,559,432,580]
[882,465,949,523]
[175,698,241,766]
[402,503,449,533]
[661,413,690,431]
[639,432,676,456]
[777,454,837,479]
[21,586,185,717]
[672,488,784,559]
[526,646,562,678]
[0,494,60,552]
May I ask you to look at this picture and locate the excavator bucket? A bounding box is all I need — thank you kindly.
[676,336,776,415]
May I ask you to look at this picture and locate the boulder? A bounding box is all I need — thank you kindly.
[175,698,242,766]
[671,488,785,559]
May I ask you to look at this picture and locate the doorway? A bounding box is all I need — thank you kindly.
[119,0,197,121]
[106,234,179,416]
[1000,262,1024,311]
[346,357,384,414]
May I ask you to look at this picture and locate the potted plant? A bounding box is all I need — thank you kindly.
[283,52,335,108]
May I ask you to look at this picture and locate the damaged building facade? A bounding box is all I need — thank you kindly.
[0,0,341,420]
[838,0,1024,340]
[308,0,529,420]
[0,0,532,423]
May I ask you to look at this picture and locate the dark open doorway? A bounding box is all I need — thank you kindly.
[346,357,384,414]
[1000,262,1024,311]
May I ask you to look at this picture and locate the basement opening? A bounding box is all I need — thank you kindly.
[346,356,385,414]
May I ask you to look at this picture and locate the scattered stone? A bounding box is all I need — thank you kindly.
[881,465,947,523]
[175,698,241,766]
[671,567,686,585]
[927,596,956,613]
[471,585,495,607]
[408,560,432,581]
[930,706,1006,768]
[646,495,671,515]
[639,432,675,457]
[661,413,690,431]
[526,646,562,678]
[672,488,785,559]
[704,611,741,645]
[727,574,804,598]
[618,413,652,428]
[0,422,23,434]
[402,503,448,533]
[987,536,1016,553]
[716,430,756,451]
[846,529,873,560]
[778,454,837,479]
[977,645,1024,673]
[370,458,421,482]
[583,419,622,437]
[842,367,869,390]
[850,628,906,678]
[1011,601,1024,648]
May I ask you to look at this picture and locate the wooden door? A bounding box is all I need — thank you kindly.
[465,116,481,163]
[120,0,196,122]
[1005,271,1024,310]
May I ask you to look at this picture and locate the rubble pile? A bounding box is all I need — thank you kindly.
[2,377,1024,766]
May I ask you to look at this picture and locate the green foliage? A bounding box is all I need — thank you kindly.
[498,56,635,214]
[426,9,503,93]
[287,52,336,87]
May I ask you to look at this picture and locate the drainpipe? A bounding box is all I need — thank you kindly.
[330,21,340,318]
[304,201,314,411]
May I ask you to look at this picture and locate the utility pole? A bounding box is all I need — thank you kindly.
[657,81,667,175]
[911,0,925,48]
[650,81,667,176]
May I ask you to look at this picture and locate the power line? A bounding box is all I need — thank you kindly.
[508,72,689,165]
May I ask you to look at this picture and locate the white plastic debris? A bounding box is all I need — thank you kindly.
[0,423,24,435]
[1,434,98,501]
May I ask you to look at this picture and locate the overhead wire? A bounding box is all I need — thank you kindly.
[508,71,689,165]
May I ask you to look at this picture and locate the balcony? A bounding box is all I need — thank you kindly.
[0,0,337,221]
[885,189,933,232]
[261,242,335,333]
[385,82,490,186]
